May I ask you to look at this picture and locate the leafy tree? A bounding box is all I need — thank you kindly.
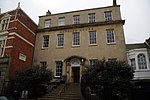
[82,60,134,100]
[6,65,52,99]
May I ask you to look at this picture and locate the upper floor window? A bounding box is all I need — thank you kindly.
[106,29,115,44]
[88,13,96,23]
[55,61,63,77]
[138,54,147,70]
[105,11,112,21]
[73,15,80,24]
[58,17,65,26]
[42,35,49,48]
[57,34,64,47]
[89,31,97,45]
[72,32,80,46]
[130,58,136,70]
[1,17,9,30]
[44,19,51,28]
[0,40,5,56]
[40,61,47,69]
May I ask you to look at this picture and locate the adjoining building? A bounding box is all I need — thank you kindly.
[0,3,37,94]
[33,1,126,83]
[127,38,150,80]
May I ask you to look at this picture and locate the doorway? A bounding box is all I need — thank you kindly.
[72,67,80,83]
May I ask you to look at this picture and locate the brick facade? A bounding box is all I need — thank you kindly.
[0,8,37,78]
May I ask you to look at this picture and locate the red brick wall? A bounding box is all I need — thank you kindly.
[3,8,37,77]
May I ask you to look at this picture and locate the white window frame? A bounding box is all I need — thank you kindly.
[58,17,65,26]
[104,11,112,21]
[106,29,115,44]
[57,34,64,47]
[88,13,96,23]
[42,35,49,48]
[72,32,80,46]
[0,14,10,31]
[89,31,97,45]
[73,15,80,24]
[55,61,63,77]
[127,48,150,71]
[137,53,148,70]
[130,58,136,70]
[44,19,51,28]
[0,39,6,57]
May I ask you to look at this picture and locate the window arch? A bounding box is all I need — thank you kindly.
[137,53,147,69]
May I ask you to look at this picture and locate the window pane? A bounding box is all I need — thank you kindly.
[105,11,112,21]
[44,19,51,28]
[58,17,65,26]
[72,32,80,46]
[0,40,5,56]
[40,61,47,69]
[130,58,136,70]
[1,18,9,30]
[73,15,80,24]
[57,34,64,47]
[56,61,63,77]
[106,29,115,43]
[88,13,95,23]
[138,54,147,69]
[43,35,49,48]
[89,31,96,44]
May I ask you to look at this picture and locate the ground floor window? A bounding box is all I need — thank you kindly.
[55,61,63,77]
[40,61,47,69]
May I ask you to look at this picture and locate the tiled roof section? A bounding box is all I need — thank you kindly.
[126,43,148,51]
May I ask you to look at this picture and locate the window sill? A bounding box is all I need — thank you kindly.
[107,42,116,45]
[56,46,64,49]
[72,45,80,48]
[41,47,48,50]
[135,69,150,72]
[88,44,97,46]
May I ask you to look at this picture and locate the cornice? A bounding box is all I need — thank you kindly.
[36,20,125,33]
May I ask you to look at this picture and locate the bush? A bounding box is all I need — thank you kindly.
[81,60,134,100]
[6,65,52,99]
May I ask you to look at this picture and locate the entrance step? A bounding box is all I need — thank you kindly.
[38,83,84,100]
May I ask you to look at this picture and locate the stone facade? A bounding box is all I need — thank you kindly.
[33,4,126,82]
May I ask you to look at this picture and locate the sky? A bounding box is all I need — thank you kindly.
[0,0,150,44]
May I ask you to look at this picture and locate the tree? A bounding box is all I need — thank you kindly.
[6,65,52,99]
[81,60,134,100]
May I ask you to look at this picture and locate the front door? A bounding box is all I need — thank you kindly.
[72,67,80,83]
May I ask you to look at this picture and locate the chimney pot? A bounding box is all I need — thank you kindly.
[113,0,117,6]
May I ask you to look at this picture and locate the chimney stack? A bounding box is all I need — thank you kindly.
[113,0,117,6]
[0,8,1,14]
[46,10,51,16]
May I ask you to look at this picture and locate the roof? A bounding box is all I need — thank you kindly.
[39,5,120,18]
[0,7,37,26]
[126,43,148,51]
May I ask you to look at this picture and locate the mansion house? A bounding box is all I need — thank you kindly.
[33,3,126,83]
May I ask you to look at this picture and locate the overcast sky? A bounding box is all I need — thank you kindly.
[0,0,150,44]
